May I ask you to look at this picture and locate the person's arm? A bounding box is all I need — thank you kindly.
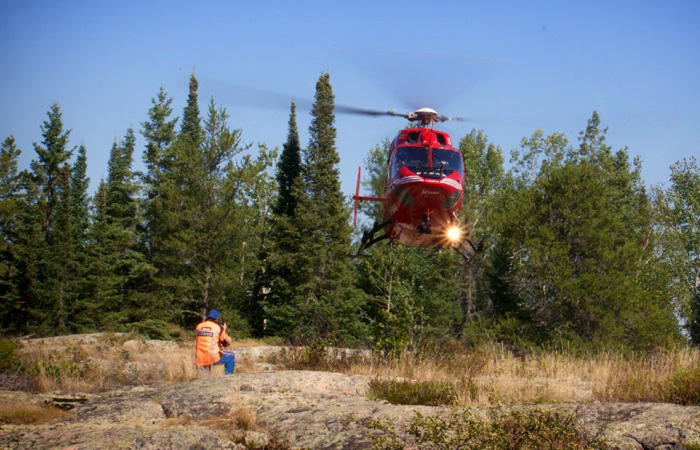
[220,323,232,347]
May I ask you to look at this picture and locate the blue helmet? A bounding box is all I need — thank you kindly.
[206,309,220,320]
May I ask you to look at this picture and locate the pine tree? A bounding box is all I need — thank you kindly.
[82,130,152,330]
[81,180,111,329]
[148,74,205,324]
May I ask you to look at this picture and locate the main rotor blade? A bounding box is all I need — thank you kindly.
[333,104,399,118]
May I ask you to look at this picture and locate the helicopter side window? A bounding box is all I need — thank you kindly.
[391,146,429,178]
[431,148,464,178]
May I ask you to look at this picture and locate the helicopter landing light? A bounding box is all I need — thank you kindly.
[445,226,462,243]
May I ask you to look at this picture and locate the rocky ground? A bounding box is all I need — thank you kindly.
[1,343,699,450]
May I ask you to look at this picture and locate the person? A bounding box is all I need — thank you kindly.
[195,310,235,375]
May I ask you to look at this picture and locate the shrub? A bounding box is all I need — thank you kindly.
[371,408,608,450]
[0,338,18,372]
[667,364,700,406]
[368,378,456,406]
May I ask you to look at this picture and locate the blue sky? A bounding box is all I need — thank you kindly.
[2,1,699,197]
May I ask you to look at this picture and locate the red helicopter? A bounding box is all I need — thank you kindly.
[350,107,479,260]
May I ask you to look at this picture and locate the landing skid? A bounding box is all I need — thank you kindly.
[452,238,483,262]
[355,220,392,257]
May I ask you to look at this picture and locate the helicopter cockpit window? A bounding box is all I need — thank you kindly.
[392,146,429,178]
[431,148,464,178]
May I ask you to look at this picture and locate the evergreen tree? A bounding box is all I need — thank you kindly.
[0,136,23,331]
[260,102,305,336]
[273,102,302,218]
[281,72,366,343]
[17,104,77,334]
[141,86,178,261]
[153,82,274,333]
[80,180,111,330]
[142,86,178,180]
[357,139,390,224]
[178,73,203,148]
[70,145,90,248]
[103,129,152,326]
[149,74,205,324]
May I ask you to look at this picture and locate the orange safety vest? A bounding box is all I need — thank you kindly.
[195,319,232,366]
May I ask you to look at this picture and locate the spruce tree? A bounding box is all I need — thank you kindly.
[81,130,152,330]
[70,145,90,248]
[0,136,23,331]
[153,78,274,333]
[149,74,205,323]
[142,86,178,179]
[263,102,306,336]
[273,102,302,217]
[179,73,203,148]
[19,104,77,334]
[141,86,178,261]
[287,72,366,343]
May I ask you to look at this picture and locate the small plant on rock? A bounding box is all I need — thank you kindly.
[370,408,608,450]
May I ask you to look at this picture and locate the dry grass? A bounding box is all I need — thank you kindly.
[12,334,700,407]
[279,341,700,407]
[233,404,258,430]
[0,403,73,425]
[14,335,266,394]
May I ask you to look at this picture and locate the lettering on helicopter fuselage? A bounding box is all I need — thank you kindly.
[422,190,440,195]
[388,204,399,216]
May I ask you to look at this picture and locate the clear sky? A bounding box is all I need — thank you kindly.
[2,1,699,197]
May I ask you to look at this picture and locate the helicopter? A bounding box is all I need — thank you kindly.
[349,106,480,260]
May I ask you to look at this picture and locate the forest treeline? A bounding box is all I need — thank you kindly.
[1,72,698,352]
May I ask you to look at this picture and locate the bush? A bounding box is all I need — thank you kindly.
[0,338,18,372]
[368,378,457,406]
[371,408,608,450]
[667,364,700,406]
